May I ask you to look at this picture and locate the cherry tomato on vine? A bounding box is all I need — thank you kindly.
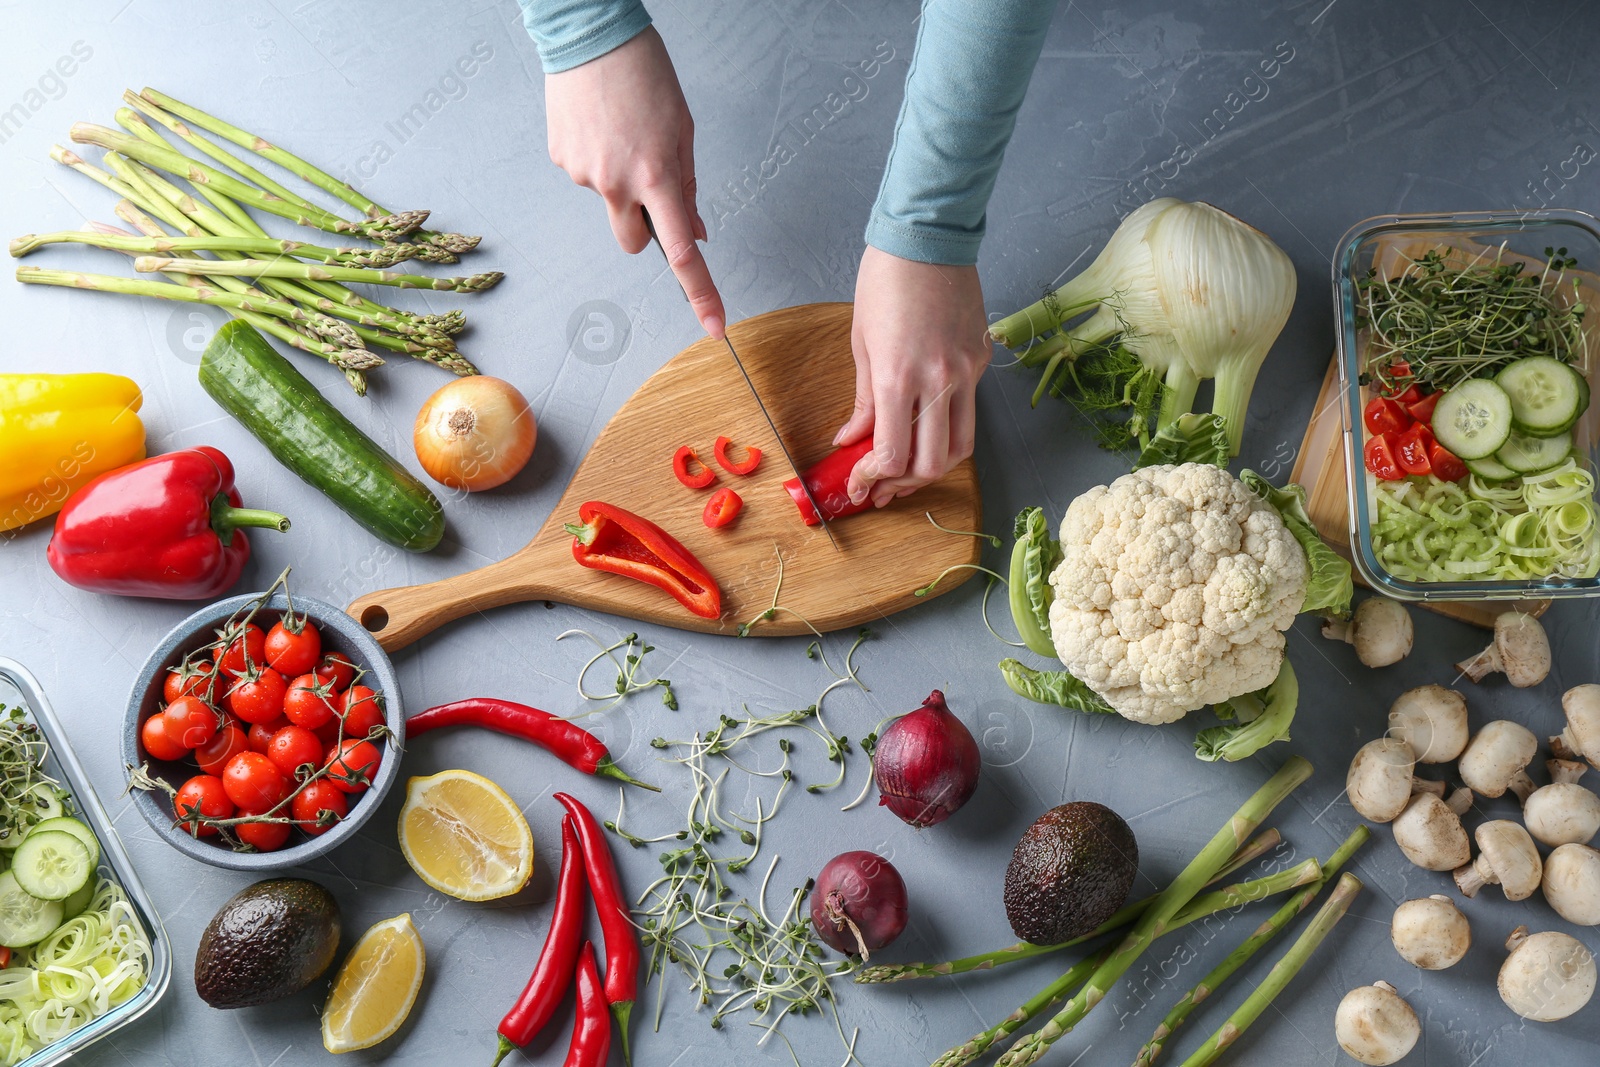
[227,669,288,725]
[235,819,291,852]
[222,752,289,814]
[339,685,384,738]
[163,660,216,704]
[162,695,218,749]
[140,713,189,762]
[292,780,349,835]
[315,652,358,691]
[247,717,289,755]
[196,723,250,776]
[174,774,233,838]
[313,717,344,748]
[267,725,325,780]
[265,617,321,677]
[218,623,266,677]
[325,739,382,794]
[283,674,339,730]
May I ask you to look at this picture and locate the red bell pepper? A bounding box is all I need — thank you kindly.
[671,445,714,489]
[702,487,743,529]
[783,435,876,526]
[46,446,289,599]
[565,501,722,619]
[713,435,762,475]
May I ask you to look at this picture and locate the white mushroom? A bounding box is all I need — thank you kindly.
[1453,820,1541,900]
[1391,788,1472,871]
[1552,685,1600,770]
[1522,763,1600,847]
[1541,843,1600,926]
[1455,611,1550,687]
[1334,981,1420,1065]
[1458,720,1537,801]
[1347,738,1446,824]
[1386,686,1470,764]
[1323,598,1414,668]
[1498,926,1596,1021]
[1390,895,1471,970]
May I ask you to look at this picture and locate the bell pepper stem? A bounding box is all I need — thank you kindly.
[593,758,661,793]
[210,493,290,547]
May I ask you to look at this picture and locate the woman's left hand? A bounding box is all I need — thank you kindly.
[835,246,992,508]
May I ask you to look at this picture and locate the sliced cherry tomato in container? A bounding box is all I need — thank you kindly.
[712,436,762,476]
[702,487,744,529]
[1428,442,1469,482]
[671,446,715,490]
[1364,432,1404,481]
[1362,397,1410,436]
[1395,424,1434,476]
[1389,384,1423,407]
[1406,390,1441,425]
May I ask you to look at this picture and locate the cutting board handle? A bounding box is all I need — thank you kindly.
[346,555,553,652]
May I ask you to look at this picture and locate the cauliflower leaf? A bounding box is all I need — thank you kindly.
[1131,412,1231,471]
[1239,471,1353,619]
[1194,658,1298,762]
[1008,507,1062,658]
[1000,659,1116,714]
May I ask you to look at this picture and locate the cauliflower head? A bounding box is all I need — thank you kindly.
[1048,462,1307,725]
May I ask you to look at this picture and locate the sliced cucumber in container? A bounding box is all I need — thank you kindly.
[0,870,63,947]
[1463,454,1518,482]
[1496,428,1573,474]
[1495,356,1588,437]
[1431,379,1512,459]
[30,816,99,870]
[11,829,93,901]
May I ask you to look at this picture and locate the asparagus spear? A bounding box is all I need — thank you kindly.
[993,757,1313,1067]
[134,255,504,292]
[857,830,1291,984]
[1131,826,1370,1067]
[138,88,481,253]
[1172,874,1363,1067]
[11,229,430,268]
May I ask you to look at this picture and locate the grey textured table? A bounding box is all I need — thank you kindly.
[3,1,1599,1064]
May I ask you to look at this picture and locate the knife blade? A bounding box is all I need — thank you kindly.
[639,208,841,551]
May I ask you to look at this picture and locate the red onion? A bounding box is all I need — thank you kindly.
[810,851,908,958]
[873,690,981,827]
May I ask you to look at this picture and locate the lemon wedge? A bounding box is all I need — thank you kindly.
[322,913,425,1053]
[397,769,533,901]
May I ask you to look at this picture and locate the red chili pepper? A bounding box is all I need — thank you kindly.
[783,436,876,526]
[408,698,657,790]
[702,487,743,529]
[560,942,611,1067]
[1363,432,1404,481]
[1428,441,1469,482]
[491,816,588,1067]
[566,501,722,619]
[672,445,715,489]
[1362,396,1409,437]
[712,435,762,476]
[1395,424,1434,476]
[554,792,639,1067]
[46,447,289,599]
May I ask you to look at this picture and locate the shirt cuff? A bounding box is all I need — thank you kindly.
[863,213,983,266]
[520,1,653,74]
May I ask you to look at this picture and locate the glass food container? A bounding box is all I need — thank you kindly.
[0,658,171,1067]
[1334,208,1600,601]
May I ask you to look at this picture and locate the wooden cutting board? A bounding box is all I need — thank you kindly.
[347,303,982,651]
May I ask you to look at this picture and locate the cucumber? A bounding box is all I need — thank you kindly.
[1496,428,1572,474]
[59,878,96,921]
[29,817,98,870]
[1431,379,1512,459]
[1495,356,1587,437]
[0,785,65,850]
[1463,454,1517,482]
[0,871,62,947]
[199,320,444,551]
[11,830,92,901]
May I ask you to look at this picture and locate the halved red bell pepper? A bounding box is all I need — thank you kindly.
[713,436,762,476]
[702,488,743,529]
[783,436,876,526]
[672,446,714,490]
[565,501,722,619]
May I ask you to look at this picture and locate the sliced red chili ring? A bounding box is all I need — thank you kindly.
[672,445,715,490]
[713,435,762,476]
[702,488,743,529]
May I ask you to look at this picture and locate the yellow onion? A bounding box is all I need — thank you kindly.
[413,376,536,491]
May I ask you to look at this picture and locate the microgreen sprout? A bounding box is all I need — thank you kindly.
[912,563,1007,598]
[557,629,679,713]
[925,511,1002,548]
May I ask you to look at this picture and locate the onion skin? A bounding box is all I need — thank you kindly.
[809,851,908,958]
[413,376,536,491]
[873,690,981,827]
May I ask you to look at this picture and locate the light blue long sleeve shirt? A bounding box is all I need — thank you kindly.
[517,0,1055,266]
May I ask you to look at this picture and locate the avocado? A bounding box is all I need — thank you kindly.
[1003,801,1138,945]
[194,878,341,1008]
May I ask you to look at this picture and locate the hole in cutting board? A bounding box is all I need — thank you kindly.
[359,605,389,633]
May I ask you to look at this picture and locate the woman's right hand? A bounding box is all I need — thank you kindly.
[544,27,726,337]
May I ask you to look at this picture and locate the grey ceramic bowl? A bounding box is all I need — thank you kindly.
[123,592,404,871]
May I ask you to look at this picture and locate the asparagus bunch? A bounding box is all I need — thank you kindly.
[12,89,495,393]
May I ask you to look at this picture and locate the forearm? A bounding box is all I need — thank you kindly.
[516,0,652,73]
[866,0,1057,266]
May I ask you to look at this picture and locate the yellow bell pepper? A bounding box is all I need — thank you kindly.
[0,373,146,532]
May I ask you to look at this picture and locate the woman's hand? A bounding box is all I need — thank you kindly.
[544,28,726,337]
[836,247,991,507]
